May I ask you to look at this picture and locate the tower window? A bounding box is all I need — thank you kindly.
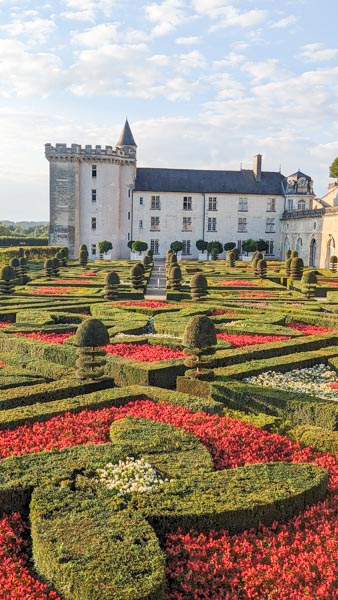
[91,217,96,230]
[92,165,97,178]
[91,189,96,203]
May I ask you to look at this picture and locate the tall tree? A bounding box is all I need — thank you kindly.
[329,157,338,179]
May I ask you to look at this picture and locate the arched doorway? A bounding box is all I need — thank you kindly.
[309,238,316,267]
[326,236,335,268]
[296,237,302,258]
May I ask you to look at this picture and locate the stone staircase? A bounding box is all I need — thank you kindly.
[144,261,166,300]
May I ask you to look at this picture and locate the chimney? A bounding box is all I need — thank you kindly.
[253,154,262,181]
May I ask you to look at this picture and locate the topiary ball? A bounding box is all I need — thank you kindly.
[10,258,20,268]
[190,273,207,289]
[19,257,27,266]
[0,265,16,281]
[75,318,110,347]
[130,264,144,278]
[182,315,217,350]
[44,259,54,269]
[105,271,120,285]
[301,270,317,284]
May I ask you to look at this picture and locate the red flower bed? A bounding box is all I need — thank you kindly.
[51,279,93,284]
[0,361,5,367]
[27,287,73,295]
[104,343,184,361]
[217,333,291,347]
[211,309,237,316]
[13,332,73,344]
[329,382,338,390]
[0,401,336,599]
[82,272,96,276]
[114,301,174,308]
[220,280,259,287]
[0,321,11,328]
[287,321,338,335]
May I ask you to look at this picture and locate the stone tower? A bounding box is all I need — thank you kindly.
[46,119,137,259]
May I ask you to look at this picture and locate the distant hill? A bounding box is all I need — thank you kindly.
[1,221,49,228]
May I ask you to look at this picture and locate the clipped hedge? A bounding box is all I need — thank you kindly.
[287,425,338,455]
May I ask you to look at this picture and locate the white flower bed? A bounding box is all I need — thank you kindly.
[244,363,338,402]
[97,457,168,498]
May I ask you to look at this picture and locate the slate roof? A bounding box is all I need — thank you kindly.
[116,119,137,147]
[287,170,311,180]
[135,167,286,195]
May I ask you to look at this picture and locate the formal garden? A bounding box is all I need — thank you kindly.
[0,243,337,599]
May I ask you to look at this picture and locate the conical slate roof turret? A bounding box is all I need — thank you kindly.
[116,119,137,148]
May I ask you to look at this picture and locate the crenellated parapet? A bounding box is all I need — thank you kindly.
[45,143,136,162]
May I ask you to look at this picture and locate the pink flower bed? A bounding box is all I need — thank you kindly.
[217,333,292,347]
[287,321,338,335]
[114,301,175,308]
[0,401,336,599]
[104,343,184,361]
[211,309,237,316]
[13,332,73,344]
[220,280,259,287]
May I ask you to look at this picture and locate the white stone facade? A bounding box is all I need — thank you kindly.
[46,120,338,266]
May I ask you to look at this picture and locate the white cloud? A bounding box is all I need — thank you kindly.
[61,0,119,22]
[177,49,207,72]
[145,0,187,37]
[299,43,338,63]
[213,52,245,69]
[0,16,56,46]
[241,59,281,82]
[175,36,200,45]
[192,0,267,29]
[270,15,297,29]
[0,39,64,96]
[71,22,120,47]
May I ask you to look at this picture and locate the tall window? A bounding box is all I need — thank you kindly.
[267,198,276,212]
[150,239,159,255]
[92,165,97,178]
[266,218,275,233]
[297,199,305,211]
[139,220,143,230]
[91,243,96,256]
[183,196,192,210]
[139,197,144,205]
[238,217,247,232]
[91,217,96,230]
[288,198,293,211]
[208,197,217,211]
[91,189,96,203]
[182,240,191,255]
[151,195,160,209]
[237,240,242,254]
[151,216,160,231]
[266,240,274,255]
[182,216,192,231]
[207,217,217,232]
[238,198,248,212]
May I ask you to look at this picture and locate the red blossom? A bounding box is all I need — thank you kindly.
[0,321,11,328]
[13,332,73,344]
[0,361,5,367]
[220,280,259,287]
[217,333,292,347]
[211,309,237,316]
[287,321,338,335]
[113,301,176,308]
[27,287,73,295]
[104,343,184,361]
[82,272,96,276]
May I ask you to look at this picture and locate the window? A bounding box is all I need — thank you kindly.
[151,195,160,210]
[91,217,96,230]
[267,198,276,212]
[237,240,242,254]
[91,243,96,256]
[183,196,192,210]
[91,189,96,203]
[238,217,247,232]
[92,165,97,178]
[265,240,274,255]
[151,216,160,231]
[297,199,305,211]
[139,197,144,205]
[288,198,293,211]
[208,197,217,211]
[139,220,143,230]
[150,239,159,255]
[238,198,248,212]
[266,218,275,233]
[182,240,191,255]
[207,217,217,232]
[182,216,192,231]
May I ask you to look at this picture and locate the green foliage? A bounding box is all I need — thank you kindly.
[75,318,110,348]
[170,241,183,254]
[98,240,113,255]
[207,241,223,256]
[105,271,120,286]
[291,250,298,258]
[242,239,257,253]
[288,425,338,455]
[226,251,236,267]
[132,240,148,253]
[329,156,338,179]
[255,258,267,279]
[190,272,208,300]
[257,239,268,252]
[182,315,217,351]
[0,265,16,281]
[223,242,236,251]
[79,249,88,266]
[290,257,304,280]
[196,239,208,253]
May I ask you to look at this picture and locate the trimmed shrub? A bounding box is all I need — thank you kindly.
[79,249,88,267]
[301,270,317,299]
[182,315,217,378]
[0,265,16,295]
[290,257,304,280]
[130,264,144,290]
[75,318,110,380]
[255,258,267,279]
[104,271,120,300]
[226,250,235,268]
[190,272,208,301]
[285,257,292,277]
[330,255,338,272]
[169,265,182,290]
[52,257,60,277]
[44,258,54,278]
[291,250,298,258]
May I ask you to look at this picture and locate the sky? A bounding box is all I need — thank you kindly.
[0,0,338,221]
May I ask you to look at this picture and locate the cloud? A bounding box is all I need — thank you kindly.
[71,22,120,47]
[175,36,200,45]
[177,50,207,72]
[144,0,188,37]
[0,16,56,46]
[213,52,246,69]
[0,39,65,96]
[299,43,338,63]
[191,0,267,29]
[241,59,281,83]
[270,15,297,29]
[61,0,119,22]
